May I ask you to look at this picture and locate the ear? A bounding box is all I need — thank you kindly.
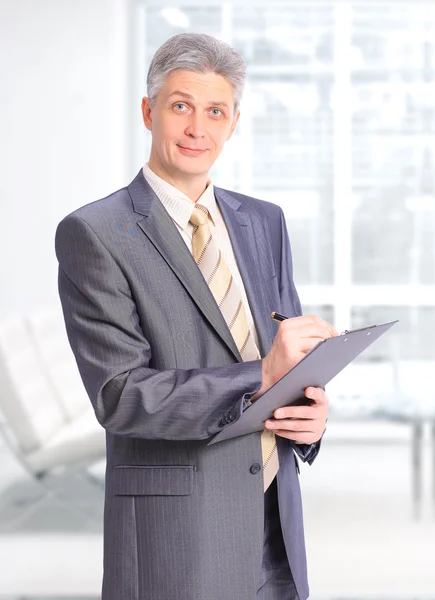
[226,110,240,141]
[141,97,153,131]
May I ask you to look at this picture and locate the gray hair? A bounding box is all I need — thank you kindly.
[147,33,246,111]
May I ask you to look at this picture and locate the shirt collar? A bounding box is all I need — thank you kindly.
[143,163,217,230]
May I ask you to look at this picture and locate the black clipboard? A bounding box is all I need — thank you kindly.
[208,319,398,445]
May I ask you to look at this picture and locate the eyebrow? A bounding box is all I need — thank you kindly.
[167,91,230,110]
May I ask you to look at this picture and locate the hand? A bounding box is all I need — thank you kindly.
[253,314,337,399]
[264,386,328,445]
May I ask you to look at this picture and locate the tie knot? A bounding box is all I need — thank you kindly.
[190,204,209,227]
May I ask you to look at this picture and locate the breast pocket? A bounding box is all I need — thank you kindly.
[112,465,195,496]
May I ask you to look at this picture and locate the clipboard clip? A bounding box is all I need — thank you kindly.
[340,323,382,336]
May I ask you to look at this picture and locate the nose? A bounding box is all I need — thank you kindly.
[184,111,206,138]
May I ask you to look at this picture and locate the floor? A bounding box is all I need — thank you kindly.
[0,420,434,599]
[302,425,435,598]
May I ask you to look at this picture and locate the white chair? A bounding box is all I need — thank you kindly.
[26,308,91,421]
[0,312,105,527]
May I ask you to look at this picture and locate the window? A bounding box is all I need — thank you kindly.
[141,0,435,408]
[137,2,435,595]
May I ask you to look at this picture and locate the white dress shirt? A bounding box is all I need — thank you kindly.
[142,163,260,353]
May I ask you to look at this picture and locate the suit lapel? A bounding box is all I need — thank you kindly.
[215,187,276,357]
[127,171,241,362]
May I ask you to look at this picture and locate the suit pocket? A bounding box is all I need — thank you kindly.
[112,465,194,496]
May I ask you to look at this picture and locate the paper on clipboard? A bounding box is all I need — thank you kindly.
[208,320,398,445]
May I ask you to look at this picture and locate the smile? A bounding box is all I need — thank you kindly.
[177,145,208,156]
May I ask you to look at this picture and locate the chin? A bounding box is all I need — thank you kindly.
[173,160,211,176]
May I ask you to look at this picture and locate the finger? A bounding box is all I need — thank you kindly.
[298,336,326,353]
[281,321,334,341]
[307,315,338,338]
[299,315,338,338]
[274,406,316,420]
[305,387,328,405]
[265,419,315,432]
[316,317,338,338]
[277,335,326,357]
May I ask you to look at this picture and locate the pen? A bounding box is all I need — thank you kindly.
[271,311,289,323]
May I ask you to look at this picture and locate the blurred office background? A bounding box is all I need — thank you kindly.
[1,0,435,597]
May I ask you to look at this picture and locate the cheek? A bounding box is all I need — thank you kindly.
[210,126,232,151]
[168,114,189,137]
[153,117,180,146]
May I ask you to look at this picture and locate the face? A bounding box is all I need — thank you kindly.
[141,70,240,184]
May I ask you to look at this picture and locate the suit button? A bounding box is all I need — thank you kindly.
[250,463,261,475]
[228,410,237,422]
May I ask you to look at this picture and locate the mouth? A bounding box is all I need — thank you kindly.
[176,145,208,156]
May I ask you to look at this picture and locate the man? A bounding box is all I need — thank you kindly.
[56,33,335,600]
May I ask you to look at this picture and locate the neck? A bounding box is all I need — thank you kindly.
[147,157,210,202]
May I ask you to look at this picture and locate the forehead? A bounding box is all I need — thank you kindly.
[159,70,235,105]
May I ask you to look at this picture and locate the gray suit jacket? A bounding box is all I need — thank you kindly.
[55,170,320,600]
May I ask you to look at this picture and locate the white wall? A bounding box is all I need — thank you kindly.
[0,0,143,317]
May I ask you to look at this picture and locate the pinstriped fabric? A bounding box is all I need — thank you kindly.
[142,163,261,352]
[190,205,278,492]
[112,465,195,495]
[102,495,139,599]
[56,169,310,600]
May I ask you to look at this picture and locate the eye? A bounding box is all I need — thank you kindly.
[210,108,223,117]
[173,103,187,112]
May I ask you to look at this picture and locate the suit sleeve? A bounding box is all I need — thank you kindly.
[55,214,262,441]
[277,208,323,465]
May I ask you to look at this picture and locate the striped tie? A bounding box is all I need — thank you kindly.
[190,204,278,492]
